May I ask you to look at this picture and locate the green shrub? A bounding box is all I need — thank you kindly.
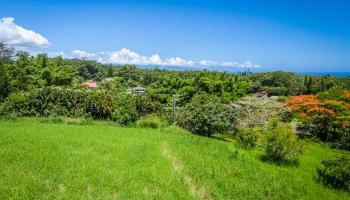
[280,110,294,123]
[112,94,138,125]
[0,103,5,116]
[277,96,289,103]
[1,87,118,120]
[263,87,289,96]
[338,132,350,150]
[2,92,29,116]
[177,94,236,136]
[134,94,164,117]
[317,154,350,190]
[136,114,166,128]
[0,111,18,120]
[238,128,259,149]
[263,119,304,164]
[85,89,116,119]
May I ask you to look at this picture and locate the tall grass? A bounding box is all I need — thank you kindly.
[0,119,349,199]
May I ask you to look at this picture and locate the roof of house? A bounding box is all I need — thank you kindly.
[133,86,145,90]
[82,82,97,88]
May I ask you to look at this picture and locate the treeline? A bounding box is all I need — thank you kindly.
[248,71,350,96]
[0,42,349,134]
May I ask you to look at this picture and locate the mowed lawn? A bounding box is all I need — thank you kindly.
[0,119,349,199]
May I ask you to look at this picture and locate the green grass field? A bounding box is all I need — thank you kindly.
[0,119,349,199]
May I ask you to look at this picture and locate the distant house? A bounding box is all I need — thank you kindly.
[133,86,145,94]
[82,81,97,88]
[255,91,268,98]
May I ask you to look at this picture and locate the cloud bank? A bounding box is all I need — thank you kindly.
[0,17,50,47]
[0,17,260,68]
[60,49,261,68]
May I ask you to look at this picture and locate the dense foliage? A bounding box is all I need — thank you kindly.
[136,114,167,128]
[234,96,285,128]
[0,87,115,119]
[238,128,259,149]
[263,120,304,164]
[286,92,350,148]
[1,43,350,140]
[317,154,350,190]
[177,94,236,136]
[248,71,350,96]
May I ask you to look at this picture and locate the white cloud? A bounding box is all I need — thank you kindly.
[47,51,65,57]
[0,17,260,69]
[0,17,259,68]
[61,48,261,68]
[0,17,50,47]
[71,50,98,59]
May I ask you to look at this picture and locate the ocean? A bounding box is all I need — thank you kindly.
[297,72,350,77]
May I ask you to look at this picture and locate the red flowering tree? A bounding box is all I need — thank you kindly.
[285,94,350,141]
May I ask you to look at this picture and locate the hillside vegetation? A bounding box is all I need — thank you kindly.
[1,43,350,198]
[0,119,349,199]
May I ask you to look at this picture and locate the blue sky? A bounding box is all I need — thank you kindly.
[0,0,349,71]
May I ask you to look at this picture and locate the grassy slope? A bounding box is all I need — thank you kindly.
[0,119,349,199]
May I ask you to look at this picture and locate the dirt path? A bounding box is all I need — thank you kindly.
[162,141,213,200]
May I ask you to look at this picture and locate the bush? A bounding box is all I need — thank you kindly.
[85,89,116,119]
[263,119,304,164]
[0,87,117,120]
[134,94,164,117]
[277,96,289,103]
[177,94,236,136]
[136,114,167,128]
[238,128,259,149]
[263,86,289,96]
[317,154,350,190]
[112,94,138,125]
[0,102,5,116]
[280,110,294,123]
[0,111,18,120]
[338,132,350,150]
[1,92,29,116]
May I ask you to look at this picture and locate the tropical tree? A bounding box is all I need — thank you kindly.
[0,43,14,65]
[177,93,236,136]
[286,94,350,141]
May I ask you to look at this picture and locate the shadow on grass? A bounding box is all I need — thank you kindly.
[39,116,94,126]
[211,135,230,142]
[0,113,19,121]
[259,154,301,167]
[211,134,237,143]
